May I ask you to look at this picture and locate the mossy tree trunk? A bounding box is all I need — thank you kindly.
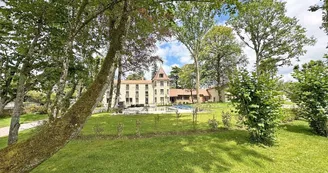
[0,1,130,172]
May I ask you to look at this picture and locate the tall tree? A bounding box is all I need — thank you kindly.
[179,64,196,103]
[228,0,316,76]
[0,0,174,171]
[168,66,181,89]
[172,1,217,104]
[200,26,246,102]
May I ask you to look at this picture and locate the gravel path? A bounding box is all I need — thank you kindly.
[0,120,45,138]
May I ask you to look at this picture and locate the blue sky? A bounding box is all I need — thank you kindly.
[146,0,327,81]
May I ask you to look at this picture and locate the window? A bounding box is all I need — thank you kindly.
[126,91,129,97]
[155,97,157,103]
[159,73,164,78]
[160,89,164,95]
[136,84,139,90]
[154,82,157,87]
[155,89,157,95]
[160,81,164,86]
[145,91,149,97]
[107,98,110,103]
[160,97,164,102]
[136,91,139,97]
[145,98,149,104]
[184,96,189,100]
[167,89,169,95]
[126,98,129,102]
[126,84,129,90]
[145,84,148,90]
[130,98,132,102]
[136,98,139,104]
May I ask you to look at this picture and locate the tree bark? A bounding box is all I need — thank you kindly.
[8,62,29,145]
[106,63,117,111]
[114,57,122,107]
[194,54,200,104]
[0,1,129,171]
[60,81,78,114]
[52,40,73,119]
[7,19,43,145]
[0,99,5,117]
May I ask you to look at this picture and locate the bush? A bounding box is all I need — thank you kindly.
[24,105,47,114]
[221,111,232,129]
[229,69,282,145]
[208,115,218,130]
[292,60,328,137]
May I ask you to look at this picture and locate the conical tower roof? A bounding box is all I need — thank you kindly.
[152,66,169,81]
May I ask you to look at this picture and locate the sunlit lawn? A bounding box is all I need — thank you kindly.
[0,113,47,128]
[0,103,327,172]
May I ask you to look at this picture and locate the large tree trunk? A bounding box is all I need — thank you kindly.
[113,57,122,107]
[0,1,129,171]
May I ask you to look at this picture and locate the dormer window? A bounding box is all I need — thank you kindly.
[159,73,164,78]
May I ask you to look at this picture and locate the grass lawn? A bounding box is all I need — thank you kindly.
[0,103,327,172]
[0,114,47,128]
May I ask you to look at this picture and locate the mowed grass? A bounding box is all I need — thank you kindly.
[0,113,47,128]
[0,103,327,172]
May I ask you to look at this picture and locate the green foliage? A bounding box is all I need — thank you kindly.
[221,111,232,129]
[292,60,328,137]
[24,105,47,115]
[200,26,246,91]
[229,69,282,145]
[207,115,219,131]
[168,66,181,88]
[178,64,196,89]
[228,0,316,74]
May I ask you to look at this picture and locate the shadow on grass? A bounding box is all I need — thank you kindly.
[279,121,315,136]
[34,127,272,173]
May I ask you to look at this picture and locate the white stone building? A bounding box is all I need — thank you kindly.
[103,67,171,108]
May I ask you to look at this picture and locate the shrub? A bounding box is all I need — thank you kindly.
[222,111,232,129]
[229,69,282,145]
[93,123,104,136]
[208,115,218,130]
[24,105,47,114]
[292,60,328,137]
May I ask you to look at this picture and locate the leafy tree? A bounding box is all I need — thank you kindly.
[292,59,328,137]
[168,66,181,88]
[151,62,159,79]
[172,1,217,104]
[0,0,175,171]
[228,0,316,76]
[200,26,246,102]
[227,0,315,145]
[179,64,196,103]
[229,69,282,145]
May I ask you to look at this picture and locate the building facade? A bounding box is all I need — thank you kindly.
[103,67,171,108]
[102,67,232,108]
